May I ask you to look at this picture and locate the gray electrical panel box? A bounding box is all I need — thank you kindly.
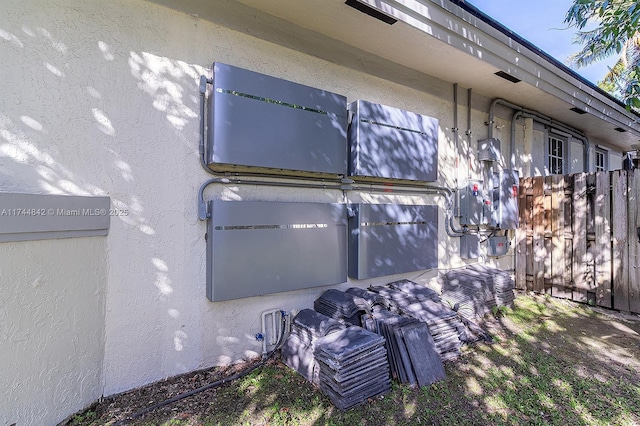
[487,235,510,257]
[459,180,487,226]
[478,138,500,162]
[460,234,480,259]
[491,170,519,229]
[207,63,348,176]
[348,204,438,279]
[348,100,439,182]
[206,201,347,302]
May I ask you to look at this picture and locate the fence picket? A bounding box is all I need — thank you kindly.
[594,172,612,308]
[572,173,588,303]
[612,170,629,311]
[532,177,545,293]
[551,175,570,298]
[629,170,640,314]
[525,181,534,292]
[516,177,529,291]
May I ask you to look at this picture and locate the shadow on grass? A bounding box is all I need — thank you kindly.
[68,294,640,426]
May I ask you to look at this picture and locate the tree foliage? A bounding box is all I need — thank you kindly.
[565,0,640,108]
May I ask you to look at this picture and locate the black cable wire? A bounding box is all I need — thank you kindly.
[113,314,288,425]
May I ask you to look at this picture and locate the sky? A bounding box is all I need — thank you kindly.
[467,0,617,84]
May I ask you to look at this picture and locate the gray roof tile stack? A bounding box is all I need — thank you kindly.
[314,326,391,410]
[466,264,515,307]
[281,309,346,384]
[345,287,391,314]
[442,266,514,319]
[314,289,371,326]
[369,284,464,361]
[363,309,445,387]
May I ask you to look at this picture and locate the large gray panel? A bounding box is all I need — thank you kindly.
[348,204,438,279]
[207,63,347,175]
[0,193,110,242]
[207,201,347,301]
[491,170,519,229]
[348,100,438,181]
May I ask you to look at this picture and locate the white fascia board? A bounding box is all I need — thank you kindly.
[358,0,639,131]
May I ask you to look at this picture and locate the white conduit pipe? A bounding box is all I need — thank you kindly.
[488,98,590,172]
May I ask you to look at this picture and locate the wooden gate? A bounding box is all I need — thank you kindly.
[516,170,640,313]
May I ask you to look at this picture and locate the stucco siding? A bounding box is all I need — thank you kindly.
[0,238,107,426]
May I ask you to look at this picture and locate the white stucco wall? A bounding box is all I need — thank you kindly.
[0,238,107,426]
[1,0,526,421]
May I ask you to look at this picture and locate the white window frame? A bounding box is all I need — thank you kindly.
[595,147,608,172]
[546,134,567,175]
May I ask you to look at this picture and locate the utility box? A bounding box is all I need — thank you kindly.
[206,201,347,301]
[491,170,519,229]
[459,180,486,226]
[478,138,500,162]
[348,204,438,279]
[459,234,480,259]
[348,100,439,182]
[206,62,348,176]
[487,235,510,257]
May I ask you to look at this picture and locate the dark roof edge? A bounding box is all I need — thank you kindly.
[449,0,639,118]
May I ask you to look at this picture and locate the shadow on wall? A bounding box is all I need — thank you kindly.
[0,6,225,395]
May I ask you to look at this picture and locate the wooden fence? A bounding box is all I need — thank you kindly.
[516,170,640,314]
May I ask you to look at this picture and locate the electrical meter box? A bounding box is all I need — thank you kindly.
[478,138,501,162]
[487,235,510,257]
[459,180,487,226]
[491,170,519,229]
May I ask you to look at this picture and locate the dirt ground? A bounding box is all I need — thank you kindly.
[62,293,640,425]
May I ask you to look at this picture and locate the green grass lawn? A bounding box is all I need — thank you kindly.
[68,294,640,425]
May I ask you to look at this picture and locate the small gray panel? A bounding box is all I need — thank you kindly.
[491,170,519,229]
[348,100,438,181]
[459,180,486,226]
[207,201,347,302]
[207,63,347,175]
[0,193,110,242]
[478,138,500,162]
[460,234,480,259]
[488,236,510,257]
[348,204,438,279]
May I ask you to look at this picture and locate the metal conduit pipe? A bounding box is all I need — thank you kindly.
[508,109,590,171]
[197,177,345,220]
[510,110,524,170]
[197,176,469,237]
[467,88,473,180]
[453,83,460,190]
[488,98,590,172]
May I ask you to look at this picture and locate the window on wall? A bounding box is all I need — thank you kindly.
[548,135,565,174]
[595,148,608,172]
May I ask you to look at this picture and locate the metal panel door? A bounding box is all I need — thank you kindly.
[207,63,348,176]
[348,100,438,181]
[207,201,347,301]
[348,204,438,279]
